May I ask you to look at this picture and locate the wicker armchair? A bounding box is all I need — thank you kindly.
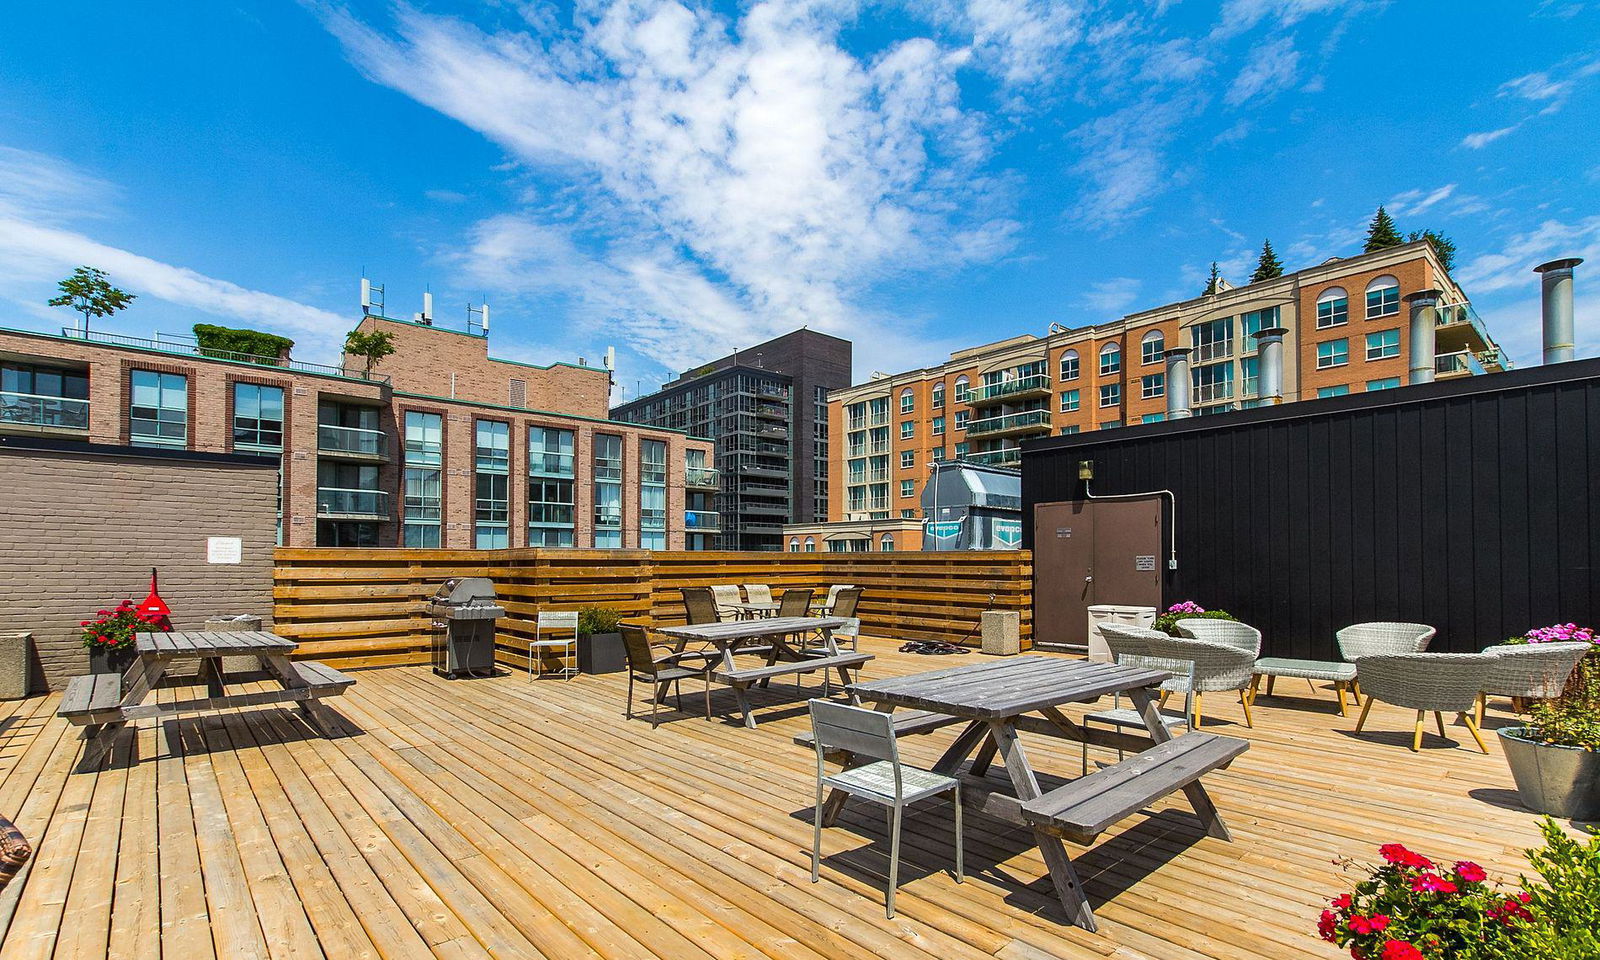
[1353,653,1493,753]
[1142,633,1257,728]
[1175,619,1262,656]
[1478,642,1592,724]
[0,816,30,893]
[1339,622,1436,701]
[1087,625,1194,768]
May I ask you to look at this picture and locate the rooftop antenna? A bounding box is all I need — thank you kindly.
[467,300,490,337]
[604,346,616,372]
[414,287,434,326]
[360,275,385,317]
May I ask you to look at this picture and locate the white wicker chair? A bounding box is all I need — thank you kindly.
[1478,642,1591,724]
[709,585,743,622]
[1352,653,1493,753]
[1175,620,1262,656]
[1338,622,1437,702]
[1142,633,1257,728]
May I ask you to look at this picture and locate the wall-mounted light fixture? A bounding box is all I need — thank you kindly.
[1077,459,1095,482]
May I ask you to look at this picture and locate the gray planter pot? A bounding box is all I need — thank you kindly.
[1499,726,1600,820]
[578,632,625,675]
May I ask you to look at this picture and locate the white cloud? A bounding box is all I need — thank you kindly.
[1454,216,1600,296]
[1083,277,1140,314]
[0,146,119,224]
[1213,0,1357,38]
[1067,96,1191,224]
[1224,35,1300,107]
[1386,183,1456,217]
[1461,125,1518,150]
[1499,71,1570,104]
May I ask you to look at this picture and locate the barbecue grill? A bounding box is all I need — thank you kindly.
[428,577,504,679]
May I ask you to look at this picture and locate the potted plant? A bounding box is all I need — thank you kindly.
[576,606,626,675]
[1152,601,1239,636]
[80,600,158,675]
[1496,623,1599,820]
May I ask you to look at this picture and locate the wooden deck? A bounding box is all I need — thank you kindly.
[0,639,1553,960]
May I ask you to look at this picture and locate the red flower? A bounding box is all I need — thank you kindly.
[1381,941,1423,960]
[1318,910,1337,941]
[1453,861,1486,883]
[1331,894,1352,910]
[1379,844,1433,870]
[1410,873,1458,895]
[1349,915,1377,935]
[1517,891,1532,904]
[1368,915,1390,932]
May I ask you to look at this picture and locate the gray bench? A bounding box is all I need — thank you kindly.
[1021,732,1249,844]
[717,652,873,728]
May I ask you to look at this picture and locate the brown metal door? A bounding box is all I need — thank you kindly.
[1032,498,1164,647]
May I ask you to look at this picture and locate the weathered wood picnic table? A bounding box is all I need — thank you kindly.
[657,617,873,729]
[58,631,354,760]
[835,657,1248,931]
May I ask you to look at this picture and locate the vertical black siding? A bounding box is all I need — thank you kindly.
[1022,361,1600,659]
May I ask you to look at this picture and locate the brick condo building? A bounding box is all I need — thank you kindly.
[0,313,714,548]
[825,240,1507,532]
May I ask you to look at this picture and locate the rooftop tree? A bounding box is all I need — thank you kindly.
[1202,261,1223,296]
[1407,229,1458,273]
[1363,206,1403,252]
[1249,240,1284,283]
[344,328,396,378]
[48,266,136,334]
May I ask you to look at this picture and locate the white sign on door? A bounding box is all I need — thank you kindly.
[207,537,243,564]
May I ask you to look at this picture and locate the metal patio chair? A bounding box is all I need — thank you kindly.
[526,609,579,682]
[619,623,714,729]
[709,585,743,622]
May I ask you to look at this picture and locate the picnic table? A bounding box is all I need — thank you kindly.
[839,657,1248,931]
[658,617,872,729]
[58,631,354,760]
[731,601,781,620]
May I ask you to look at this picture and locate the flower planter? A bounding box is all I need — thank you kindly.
[87,645,136,676]
[577,632,625,675]
[1499,726,1600,820]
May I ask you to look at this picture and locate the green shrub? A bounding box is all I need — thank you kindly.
[193,323,294,361]
[1152,608,1239,636]
[1505,820,1600,960]
[578,606,623,636]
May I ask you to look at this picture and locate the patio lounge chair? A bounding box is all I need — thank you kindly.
[743,583,774,605]
[815,584,856,616]
[1353,653,1493,752]
[709,585,743,622]
[807,699,963,919]
[1478,641,1591,725]
[1141,633,1256,728]
[681,586,719,626]
[619,623,715,729]
[802,587,862,654]
[1338,622,1437,702]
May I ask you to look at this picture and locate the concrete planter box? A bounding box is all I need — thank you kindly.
[578,632,626,675]
[0,633,30,699]
[1499,727,1600,821]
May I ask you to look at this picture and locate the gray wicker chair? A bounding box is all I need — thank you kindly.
[1478,642,1591,724]
[1175,620,1262,656]
[1338,622,1437,701]
[1142,633,1256,728]
[1084,624,1194,772]
[1352,653,1493,752]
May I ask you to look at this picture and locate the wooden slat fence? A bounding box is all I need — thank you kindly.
[274,548,1032,670]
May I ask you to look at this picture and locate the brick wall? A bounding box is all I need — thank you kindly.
[0,440,278,691]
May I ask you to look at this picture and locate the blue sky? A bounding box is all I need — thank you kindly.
[1,1,1597,398]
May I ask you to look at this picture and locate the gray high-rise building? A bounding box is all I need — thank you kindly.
[611,330,852,550]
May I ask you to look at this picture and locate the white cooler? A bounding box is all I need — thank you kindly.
[1086,605,1158,662]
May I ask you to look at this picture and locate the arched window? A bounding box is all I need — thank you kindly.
[953,375,971,403]
[804,537,816,552]
[1099,341,1122,376]
[1059,350,1080,381]
[1365,275,1399,320]
[899,387,915,414]
[1317,286,1349,328]
[1140,330,1165,365]
[930,381,945,409]
[880,534,895,552]
[788,537,799,552]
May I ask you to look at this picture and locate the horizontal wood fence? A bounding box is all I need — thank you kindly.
[274,549,1033,670]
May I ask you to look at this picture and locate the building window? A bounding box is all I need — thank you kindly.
[847,401,867,431]
[880,534,895,551]
[129,370,187,448]
[474,420,510,549]
[1191,318,1233,362]
[1367,377,1401,391]
[899,421,914,439]
[1193,362,1234,404]
[1140,373,1164,400]
[404,410,443,466]
[900,479,914,498]
[1318,384,1351,398]
[475,419,509,472]
[1060,424,1080,435]
[1317,339,1350,369]
[1060,389,1080,412]
[1099,383,1121,407]
[931,446,946,461]
[402,411,444,546]
[1100,420,1122,430]
[931,382,944,408]
[804,537,815,552]
[1366,329,1401,361]
[1142,413,1165,423]
[1,362,89,430]
[1140,331,1164,366]
[900,450,914,469]
[899,389,914,414]
[593,433,623,548]
[1241,307,1279,347]
[1317,287,1349,328]
[1098,342,1121,376]
[1241,355,1259,398]
[529,426,575,546]
[932,416,945,435]
[789,537,800,552]
[953,376,971,403]
[1366,276,1400,319]
[1059,351,1079,382]
[640,438,667,550]
[954,441,968,458]
[233,383,284,452]
[954,410,969,430]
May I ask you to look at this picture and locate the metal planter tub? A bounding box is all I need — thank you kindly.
[1499,726,1600,820]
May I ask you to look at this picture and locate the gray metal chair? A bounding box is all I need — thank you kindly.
[1142,633,1256,728]
[1353,653,1493,752]
[1175,619,1262,656]
[1339,622,1437,703]
[1083,624,1193,773]
[1478,641,1591,724]
[807,699,963,918]
[619,623,714,729]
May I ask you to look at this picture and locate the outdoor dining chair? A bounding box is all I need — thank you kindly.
[743,583,774,605]
[619,623,715,729]
[1338,622,1436,702]
[1478,641,1591,725]
[1142,632,1256,728]
[1352,652,1493,752]
[807,699,963,918]
[526,609,580,682]
[709,585,743,622]
[802,587,862,653]
[1084,624,1193,773]
[815,584,856,617]
[681,586,720,626]
[778,588,815,619]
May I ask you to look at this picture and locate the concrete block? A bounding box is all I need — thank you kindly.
[0,633,30,699]
[980,611,1020,656]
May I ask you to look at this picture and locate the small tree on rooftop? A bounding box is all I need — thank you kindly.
[1363,205,1403,253]
[344,328,396,377]
[1202,261,1223,296]
[1249,240,1284,283]
[1407,229,1458,273]
[48,266,136,334]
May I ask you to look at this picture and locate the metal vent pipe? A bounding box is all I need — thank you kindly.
[1164,348,1192,418]
[1405,289,1442,385]
[1534,258,1582,365]
[1250,326,1289,404]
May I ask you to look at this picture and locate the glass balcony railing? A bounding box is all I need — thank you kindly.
[967,448,1021,468]
[317,487,389,516]
[318,424,386,457]
[1435,350,1485,378]
[686,510,721,530]
[970,374,1051,403]
[965,410,1051,436]
[0,391,90,430]
[685,466,719,488]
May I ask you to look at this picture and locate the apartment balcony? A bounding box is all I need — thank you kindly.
[739,502,789,517]
[735,521,785,533]
[1193,341,1234,364]
[966,448,1021,469]
[685,509,721,531]
[739,480,789,495]
[317,424,389,461]
[866,468,890,483]
[736,461,789,479]
[316,487,390,520]
[752,403,788,420]
[969,374,1051,404]
[756,424,789,439]
[1435,350,1486,380]
[867,441,891,455]
[0,391,90,435]
[1434,302,1505,362]
[965,410,1051,438]
[1192,382,1235,405]
[685,467,720,490]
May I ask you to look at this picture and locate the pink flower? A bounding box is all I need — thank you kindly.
[1318,910,1337,941]
[1379,844,1433,870]
[1381,941,1423,960]
[1410,873,1457,895]
[1331,894,1352,910]
[1368,915,1390,932]
[1453,861,1486,883]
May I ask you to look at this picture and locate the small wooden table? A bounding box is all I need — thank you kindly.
[844,657,1244,931]
[58,631,354,760]
[658,617,872,728]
